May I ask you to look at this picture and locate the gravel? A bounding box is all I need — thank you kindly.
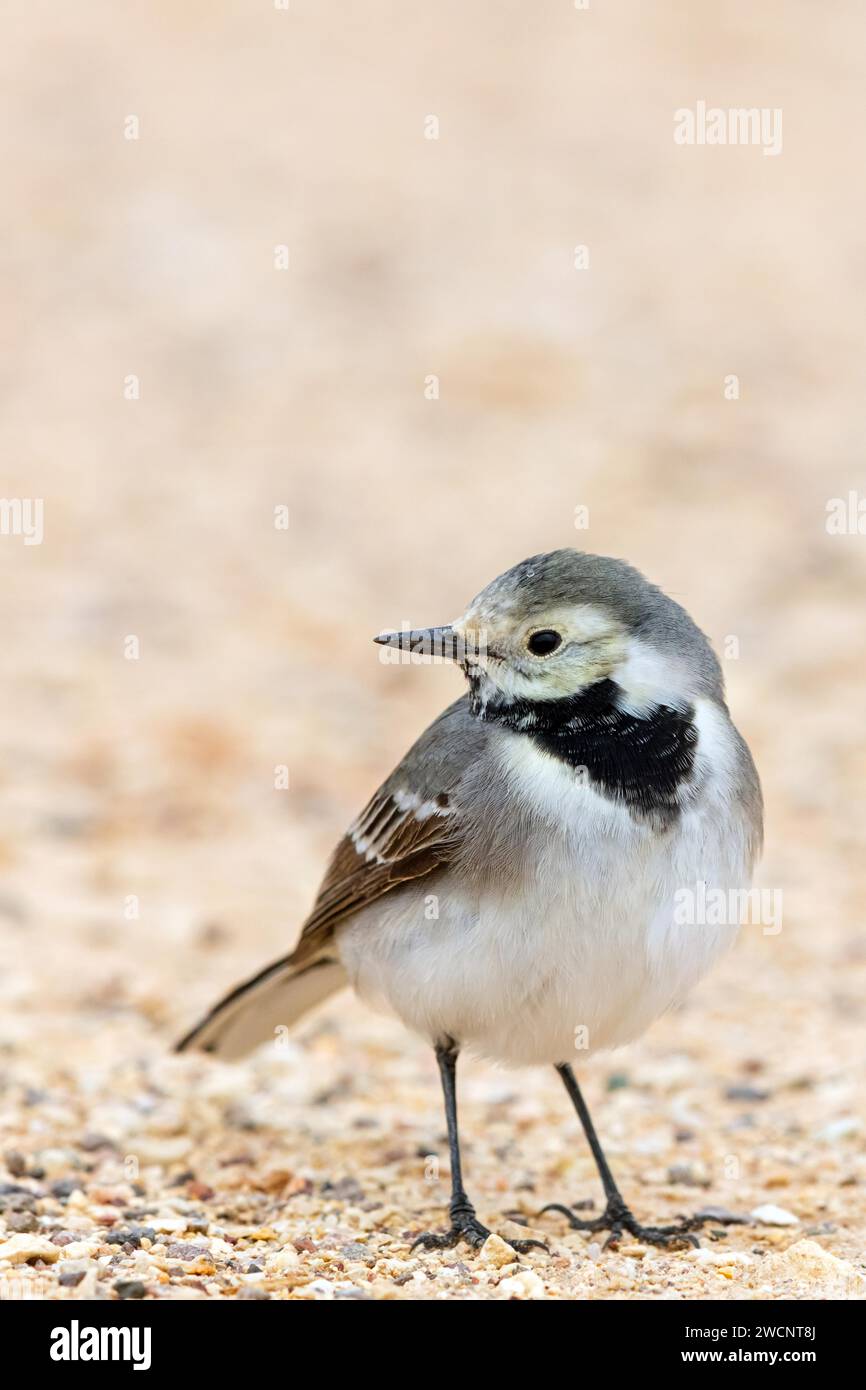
[0,0,864,1304]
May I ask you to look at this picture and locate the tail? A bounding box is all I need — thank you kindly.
[175,953,347,1061]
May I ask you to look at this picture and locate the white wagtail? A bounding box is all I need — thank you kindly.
[179,550,762,1252]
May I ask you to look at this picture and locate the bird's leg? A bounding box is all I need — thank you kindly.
[539,1063,742,1250]
[411,1040,546,1255]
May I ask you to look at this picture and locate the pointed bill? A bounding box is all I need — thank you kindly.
[373,625,462,660]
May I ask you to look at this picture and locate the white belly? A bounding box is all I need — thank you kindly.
[337,708,754,1067]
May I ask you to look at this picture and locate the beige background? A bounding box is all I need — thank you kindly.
[0,1,864,1299]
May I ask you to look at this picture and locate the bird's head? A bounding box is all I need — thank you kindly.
[375,550,723,719]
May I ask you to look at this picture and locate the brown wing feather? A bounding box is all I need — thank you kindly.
[290,785,459,966]
[177,698,485,1055]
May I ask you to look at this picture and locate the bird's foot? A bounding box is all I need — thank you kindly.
[411,1203,547,1255]
[538,1194,744,1250]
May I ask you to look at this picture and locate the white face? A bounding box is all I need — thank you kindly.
[452,601,691,715]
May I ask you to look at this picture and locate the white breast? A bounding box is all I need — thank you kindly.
[337,699,755,1067]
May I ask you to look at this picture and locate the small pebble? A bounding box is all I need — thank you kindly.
[815,1116,862,1142]
[165,1242,209,1261]
[497,1269,545,1299]
[113,1279,148,1299]
[6,1211,38,1234]
[0,1234,60,1264]
[339,1242,375,1265]
[695,1206,746,1225]
[725,1085,771,1102]
[751,1203,799,1227]
[104,1225,156,1248]
[480,1234,515,1268]
[50,1179,82,1200]
[321,1177,364,1203]
[78,1134,115,1153]
[667,1163,709,1188]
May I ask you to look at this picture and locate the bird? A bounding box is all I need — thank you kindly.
[177,549,763,1252]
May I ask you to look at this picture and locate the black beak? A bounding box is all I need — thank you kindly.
[373,625,461,661]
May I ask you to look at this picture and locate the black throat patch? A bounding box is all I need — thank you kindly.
[477,676,698,826]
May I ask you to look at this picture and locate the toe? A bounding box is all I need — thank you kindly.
[634,1226,700,1250]
[410,1229,458,1252]
[462,1227,491,1249]
[538,1202,602,1232]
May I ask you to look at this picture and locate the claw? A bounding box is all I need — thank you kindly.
[601,1225,624,1251]
[411,1215,547,1256]
[509,1237,549,1254]
[411,1229,460,1252]
[538,1201,605,1232]
[539,1202,587,1220]
[539,1197,726,1250]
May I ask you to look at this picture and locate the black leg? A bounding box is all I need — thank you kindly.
[556,1062,622,1203]
[540,1063,744,1249]
[411,1040,546,1255]
[437,1040,475,1229]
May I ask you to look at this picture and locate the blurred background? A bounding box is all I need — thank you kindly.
[1,0,864,1299]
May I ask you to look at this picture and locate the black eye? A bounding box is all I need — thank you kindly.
[527,629,562,656]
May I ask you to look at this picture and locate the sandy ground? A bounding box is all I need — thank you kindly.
[1,2,865,1299]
